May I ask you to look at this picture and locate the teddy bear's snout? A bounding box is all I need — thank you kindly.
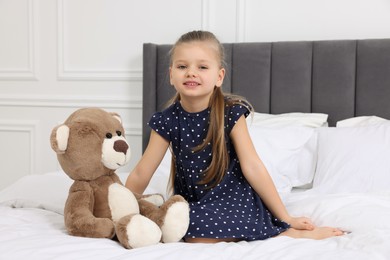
[114,140,129,155]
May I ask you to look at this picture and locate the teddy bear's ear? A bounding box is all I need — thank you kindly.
[109,112,122,124]
[50,124,70,154]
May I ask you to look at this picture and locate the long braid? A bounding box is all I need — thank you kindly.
[195,87,227,187]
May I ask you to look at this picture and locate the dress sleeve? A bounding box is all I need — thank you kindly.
[148,112,171,142]
[225,103,251,134]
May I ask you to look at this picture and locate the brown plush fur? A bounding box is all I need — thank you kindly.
[50,107,189,249]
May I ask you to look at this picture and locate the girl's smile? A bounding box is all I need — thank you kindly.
[183,80,201,88]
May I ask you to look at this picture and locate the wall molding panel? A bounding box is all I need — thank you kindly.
[0,0,39,81]
[0,120,38,176]
[201,0,211,31]
[235,0,247,42]
[56,0,142,81]
[124,126,142,137]
[0,95,142,109]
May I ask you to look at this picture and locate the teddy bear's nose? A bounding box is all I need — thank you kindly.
[113,140,129,155]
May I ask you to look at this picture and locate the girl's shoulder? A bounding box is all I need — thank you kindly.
[148,102,180,141]
[151,102,179,118]
[224,96,252,118]
[223,96,252,132]
[149,102,179,128]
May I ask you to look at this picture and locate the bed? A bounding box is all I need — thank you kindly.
[2,38,390,259]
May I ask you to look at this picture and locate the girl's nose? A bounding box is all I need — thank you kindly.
[186,68,197,77]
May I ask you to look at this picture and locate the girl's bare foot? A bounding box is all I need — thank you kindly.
[279,227,344,240]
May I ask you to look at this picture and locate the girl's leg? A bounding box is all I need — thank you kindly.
[184,227,344,243]
[278,227,344,240]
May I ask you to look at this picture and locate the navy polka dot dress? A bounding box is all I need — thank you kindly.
[149,101,290,241]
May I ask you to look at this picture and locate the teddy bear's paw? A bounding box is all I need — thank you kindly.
[116,214,162,249]
[108,183,139,222]
[141,194,165,207]
[161,201,190,243]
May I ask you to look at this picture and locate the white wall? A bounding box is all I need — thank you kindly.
[1,0,390,190]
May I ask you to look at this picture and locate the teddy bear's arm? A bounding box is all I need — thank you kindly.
[64,181,115,239]
[139,194,165,207]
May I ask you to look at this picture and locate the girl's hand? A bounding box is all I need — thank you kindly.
[288,217,315,231]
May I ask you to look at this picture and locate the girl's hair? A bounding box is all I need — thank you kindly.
[167,30,253,190]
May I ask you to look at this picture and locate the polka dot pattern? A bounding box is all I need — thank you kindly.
[148,101,290,241]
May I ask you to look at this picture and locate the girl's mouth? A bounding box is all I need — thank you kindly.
[184,81,200,87]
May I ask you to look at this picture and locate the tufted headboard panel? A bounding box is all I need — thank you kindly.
[142,39,390,150]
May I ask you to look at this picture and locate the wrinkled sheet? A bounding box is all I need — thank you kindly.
[1,191,390,260]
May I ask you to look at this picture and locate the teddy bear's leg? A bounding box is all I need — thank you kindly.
[108,183,140,222]
[64,182,117,239]
[115,214,162,249]
[159,195,190,243]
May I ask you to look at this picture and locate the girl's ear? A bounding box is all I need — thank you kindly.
[216,68,225,87]
[169,66,173,85]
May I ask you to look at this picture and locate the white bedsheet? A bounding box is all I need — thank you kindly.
[1,190,390,260]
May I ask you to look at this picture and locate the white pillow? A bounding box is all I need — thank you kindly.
[0,171,72,215]
[313,123,390,193]
[336,116,388,127]
[248,125,318,192]
[247,112,328,128]
[1,165,172,215]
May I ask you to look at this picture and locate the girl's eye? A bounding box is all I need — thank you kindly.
[199,66,208,70]
[177,65,186,69]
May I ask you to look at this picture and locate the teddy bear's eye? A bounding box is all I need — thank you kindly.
[116,131,122,136]
[106,133,112,139]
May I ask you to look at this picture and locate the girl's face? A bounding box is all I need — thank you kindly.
[169,41,225,111]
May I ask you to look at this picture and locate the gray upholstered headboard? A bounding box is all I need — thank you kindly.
[142,39,390,151]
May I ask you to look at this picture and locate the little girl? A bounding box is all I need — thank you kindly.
[126,30,343,243]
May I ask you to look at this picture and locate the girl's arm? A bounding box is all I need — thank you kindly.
[230,115,314,230]
[125,130,169,194]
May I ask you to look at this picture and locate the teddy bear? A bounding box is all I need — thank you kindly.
[50,107,190,249]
